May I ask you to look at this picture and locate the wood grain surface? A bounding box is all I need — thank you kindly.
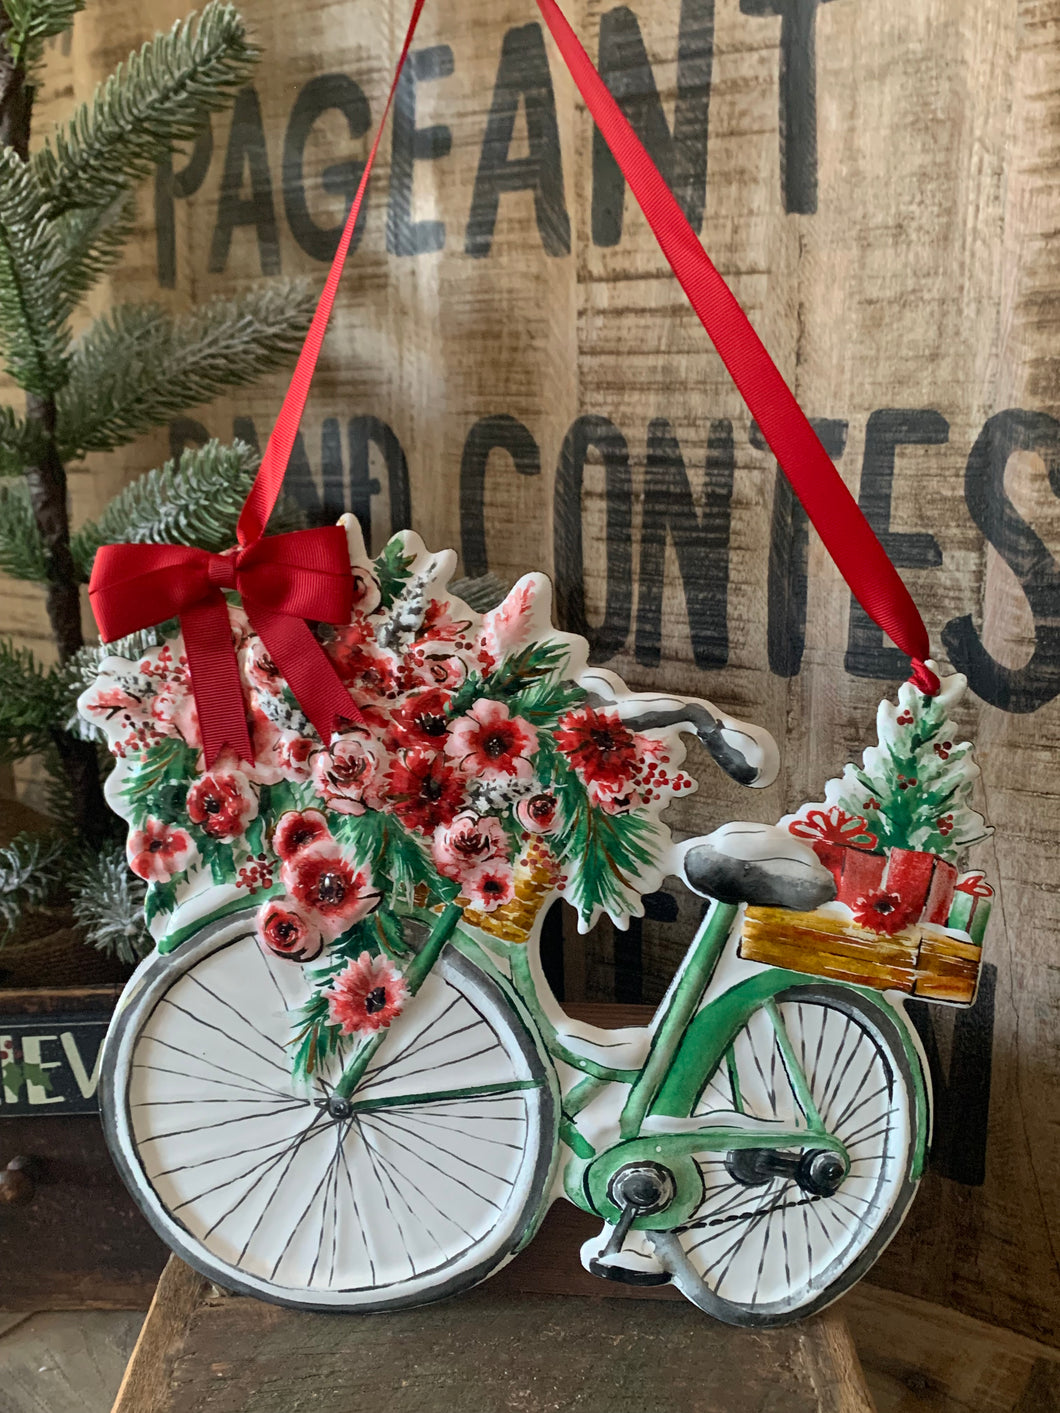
[3,0,1058,1347]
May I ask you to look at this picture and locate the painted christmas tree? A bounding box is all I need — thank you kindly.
[784,668,991,937]
[788,668,989,865]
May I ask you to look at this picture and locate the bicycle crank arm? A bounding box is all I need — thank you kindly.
[582,1129,850,1229]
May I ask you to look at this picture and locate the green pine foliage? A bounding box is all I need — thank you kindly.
[58,284,316,458]
[3,0,84,66]
[0,831,65,938]
[0,1,317,965]
[69,844,150,964]
[71,438,295,580]
[30,4,257,215]
[0,481,47,580]
[0,637,62,758]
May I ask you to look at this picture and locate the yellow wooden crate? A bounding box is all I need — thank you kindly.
[739,906,981,1005]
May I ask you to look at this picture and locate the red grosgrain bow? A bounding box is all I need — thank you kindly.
[89,527,363,767]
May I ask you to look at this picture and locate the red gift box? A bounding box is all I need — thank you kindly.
[810,842,956,924]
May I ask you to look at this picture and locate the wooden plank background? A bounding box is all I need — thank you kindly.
[3,0,1058,1348]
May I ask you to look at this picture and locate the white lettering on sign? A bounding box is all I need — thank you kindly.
[60,1029,105,1101]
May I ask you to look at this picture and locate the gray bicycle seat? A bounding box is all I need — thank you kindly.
[678,822,836,911]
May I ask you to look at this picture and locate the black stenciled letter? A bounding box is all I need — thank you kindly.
[739,0,835,214]
[553,415,632,663]
[751,418,847,676]
[636,417,733,668]
[156,126,213,288]
[465,23,571,259]
[388,46,453,256]
[460,415,541,577]
[906,964,997,1186]
[845,410,946,681]
[942,409,1060,712]
[209,87,281,274]
[349,416,412,544]
[592,0,714,246]
[284,74,371,262]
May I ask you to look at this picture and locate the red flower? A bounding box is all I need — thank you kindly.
[463,859,516,913]
[311,733,383,815]
[326,622,398,697]
[391,688,452,751]
[273,809,332,861]
[444,699,538,782]
[186,770,257,840]
[433,810,508,880]
[852,888,915,935]
[387,749,465,834]
[515,792,561,834]
[256,900,323,963]
[127,817,194,882]
[555,707,639,791]
[324,952,408,1035]
[281,846,381,939]
[789,806,878,851]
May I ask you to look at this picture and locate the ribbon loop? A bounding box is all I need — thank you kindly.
[89,525,363,768]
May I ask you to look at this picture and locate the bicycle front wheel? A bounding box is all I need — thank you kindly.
[650,983,927,1326]
[102,914,558,1311]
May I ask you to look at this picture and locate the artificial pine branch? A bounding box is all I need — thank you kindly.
[70,843,150,963]
[32,2,256,216]
[0,147,69,393]
[0,479,47,578]
[58,282,315,457]
[0,636,61,757]
[0,830,65,938]
[2,1,84,68]
[0,402,43,475]
[72,438,257,577]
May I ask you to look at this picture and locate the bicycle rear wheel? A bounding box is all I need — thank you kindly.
[650,983,926,1326]
[102,914,557,1311]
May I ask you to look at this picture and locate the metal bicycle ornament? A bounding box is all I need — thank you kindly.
[79,520,991,1325]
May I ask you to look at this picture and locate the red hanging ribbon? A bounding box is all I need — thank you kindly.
[87,0,428,767]
[533,0,938,696]
[91,0,939,762]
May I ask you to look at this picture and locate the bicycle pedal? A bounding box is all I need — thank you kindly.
[580,1230,671,1287]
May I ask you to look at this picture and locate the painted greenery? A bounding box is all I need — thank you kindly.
[79,521,700,1073]
[786,668,989,863]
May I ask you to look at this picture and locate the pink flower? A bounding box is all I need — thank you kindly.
[326,622,399,697]
[83,684,143,722]
[444,699,537,782]
[127,817,195,882]
[463,859,515,913]
[256,900,324,963]
[243,638,287,699]
[399,649,469,694]
[433,810,509,880]
[186,770,257,840]
[281,846,381,938]
[273,809,332,861]
[324,952,408,1035]
[311,733,383,815]
[515,792,561,834]
[586,778,642,816]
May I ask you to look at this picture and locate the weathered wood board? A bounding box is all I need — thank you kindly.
[3,0,1058,1347]
[112,1255,877,1413]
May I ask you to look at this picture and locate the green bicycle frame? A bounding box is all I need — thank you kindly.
[330,892,929,1228]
